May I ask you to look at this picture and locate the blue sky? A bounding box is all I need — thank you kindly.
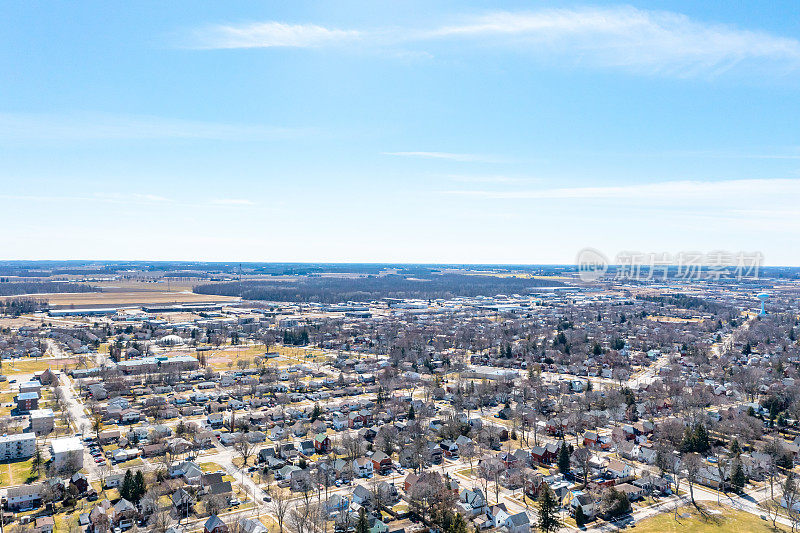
[2,1,800,264]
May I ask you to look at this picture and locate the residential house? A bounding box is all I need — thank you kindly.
[440,440,459,459]
[239,518,268,533]
[565,491,597,519]
[604,459,633,479]
[6,483,44,510]
[170,461,203,485]
[352,484,372,507]
[353,457,374,478]
[70,472,90,494]
[458,488,487,517]
[615,483,645,501]
[205,515,229,533]
[314,433,331,453]
[371,451,392,475]
[504,512,531,533]
[172,488,192,517]
[487,504,510,528]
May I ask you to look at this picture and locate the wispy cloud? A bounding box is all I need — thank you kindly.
[445,178,800,201]
[185,6,800,77]
[0,112,312,142]
[0,192,259,209]
[184,22,361,49]
[425,8,800,75]
[211,198,257,206]
[444,174,539,184]
[383,151,502,163]
[94,192,170,203]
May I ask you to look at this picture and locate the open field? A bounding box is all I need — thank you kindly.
[205,343,332,370]
[0,457,38,485]
[0,279,240,309]
[39,290,239,309]
[647,315,706,323]
[3,357,94,374]
[633,503,788,533]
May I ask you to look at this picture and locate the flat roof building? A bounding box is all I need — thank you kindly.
[29,408,55,436]
[50,436,84,470]
[0,432,36,460]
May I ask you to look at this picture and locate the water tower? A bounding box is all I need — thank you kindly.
[757,293,769,316]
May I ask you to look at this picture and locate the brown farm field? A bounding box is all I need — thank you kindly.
[41,290,238,309]
[0,280,240,309]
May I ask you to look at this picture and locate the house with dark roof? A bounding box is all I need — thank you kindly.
[504,511,531,533]
[205,515,229,533]
[172,487,192,517]
[371,451,392,474]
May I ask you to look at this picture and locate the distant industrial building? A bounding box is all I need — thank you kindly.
[116,355,199,375]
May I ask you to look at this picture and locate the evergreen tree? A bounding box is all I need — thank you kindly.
[557,442,570,474]
[537,482,561,533]
[451,513,468,533]
[575,505,587,527]
[730,438,741,456]
[408,405,415,420]
[133,470,146,501]
[311,403,322,422]
[731,460,746,492]
[356,507,369,533]
[693,424,710,454]
[120,469,134,501]
[30,444,43,478]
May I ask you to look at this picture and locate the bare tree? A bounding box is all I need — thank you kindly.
[683,453,701,507]
[204,494,227,517]
[784,473,800,532]
[289,502,313,533]
[271,488,292,533]
[234,434,257,467]
[573,446,592,489]
[342,433,365,462]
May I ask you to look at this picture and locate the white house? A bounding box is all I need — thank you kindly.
[353,457,374,478]
[604,459,633,479]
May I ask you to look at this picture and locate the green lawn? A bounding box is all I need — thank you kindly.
[1,457,39,485]
[199,461,224,473]
[116,457,144,468]
[634,503,789,533]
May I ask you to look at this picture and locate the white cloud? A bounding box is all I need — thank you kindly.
[445,174,538,184]
[426,7,800,76]
[0,192,258,209]
[445,178,800,201]
[186,7,800,76]
[185,22,361,49]
[94,192,171,203]
[0,112,311,142]
[211,198,257,206]
[383,151,501,163]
